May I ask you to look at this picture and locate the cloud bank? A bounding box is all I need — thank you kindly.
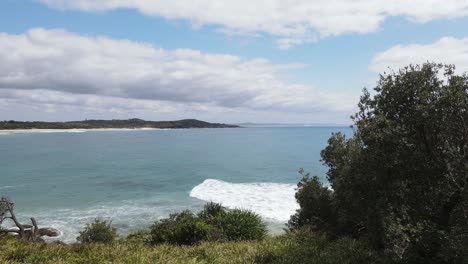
[370,37,468,74]
[38,0,468,48]
[0,28,356,122]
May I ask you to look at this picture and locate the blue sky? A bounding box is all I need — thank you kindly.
[1,0,468,124]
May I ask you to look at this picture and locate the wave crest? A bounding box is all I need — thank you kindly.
[190,179,299,222]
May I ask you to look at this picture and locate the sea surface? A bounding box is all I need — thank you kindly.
[0,126,351,242]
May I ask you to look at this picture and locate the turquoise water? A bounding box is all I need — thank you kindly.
[0,127,350,242]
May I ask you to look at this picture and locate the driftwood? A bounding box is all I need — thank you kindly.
[0,196,60,241]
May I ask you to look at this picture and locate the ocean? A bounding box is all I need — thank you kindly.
[0,126,351,242]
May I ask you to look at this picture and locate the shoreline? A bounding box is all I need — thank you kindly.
[0,128,163,133]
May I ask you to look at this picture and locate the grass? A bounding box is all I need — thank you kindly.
[0,232,394,264]
[0,236,262,264]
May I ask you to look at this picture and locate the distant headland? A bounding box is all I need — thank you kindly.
[0,119,239,130]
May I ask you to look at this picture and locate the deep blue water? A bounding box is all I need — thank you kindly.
[0,126,350,242]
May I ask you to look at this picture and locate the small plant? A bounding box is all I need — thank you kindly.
[77,218,117,244]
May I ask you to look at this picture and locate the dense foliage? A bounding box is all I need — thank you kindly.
[150,203,266,245]
[289,63,468,263]
[76,219,117,244]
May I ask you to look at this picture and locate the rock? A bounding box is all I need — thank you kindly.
[37,228,60,237]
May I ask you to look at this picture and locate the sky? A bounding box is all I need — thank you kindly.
[0,0,468,124]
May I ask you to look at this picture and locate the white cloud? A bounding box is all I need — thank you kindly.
[370,37,468,74]
[0,28,357,121]
[38,0,468,48]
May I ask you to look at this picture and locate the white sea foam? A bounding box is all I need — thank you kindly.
[7,200,188,243]
[2,180,298,243]
[190,179,299,222]
[0,185,16,189]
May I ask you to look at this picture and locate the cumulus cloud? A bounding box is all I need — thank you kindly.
[370,37,468,74]
[0,28,357,121]
[38,0,468,48]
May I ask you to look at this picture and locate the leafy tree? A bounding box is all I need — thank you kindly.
[77,218,117,244]
[290,63,468,263]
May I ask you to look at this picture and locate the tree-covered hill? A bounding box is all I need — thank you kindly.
[0,119,239,130]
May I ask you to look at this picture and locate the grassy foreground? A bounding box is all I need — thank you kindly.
[0,233,392,264]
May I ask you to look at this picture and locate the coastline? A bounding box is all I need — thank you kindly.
[0,128,162,134]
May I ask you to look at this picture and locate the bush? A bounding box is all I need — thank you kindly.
[76,218,117,244]
[150,203,266,245]
[217,209,266,241]
[150,210,212,245]
[199,203,267,241]
[198,202,226,222]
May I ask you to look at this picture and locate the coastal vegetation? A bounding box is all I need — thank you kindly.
[150,203,266,245]
[76,219,117,244]
[0,233,390,264]
[0,63,466,263]
[0,119,238,130]
[0,201,387,263]
[289,63,468,263]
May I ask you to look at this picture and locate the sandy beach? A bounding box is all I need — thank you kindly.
[0,128,162,134]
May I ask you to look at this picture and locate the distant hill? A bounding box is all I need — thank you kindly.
[0,119,239,130]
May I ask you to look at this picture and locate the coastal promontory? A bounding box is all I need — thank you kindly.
[0,119,239,130]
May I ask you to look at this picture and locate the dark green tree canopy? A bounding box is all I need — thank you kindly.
[290,63,468,263]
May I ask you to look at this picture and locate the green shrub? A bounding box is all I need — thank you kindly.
[199,202,267,241]
[149,204,266,245]
[123,230,152,245]
[76,218,117,244]
[288,169,337,236]
[217,209,266,241]
[150,210,212,245]
[255,230,391,264]
[198,202,226,222]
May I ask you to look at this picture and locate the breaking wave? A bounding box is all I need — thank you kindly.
[190,179,299,222]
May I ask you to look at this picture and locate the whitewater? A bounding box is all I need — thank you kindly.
[190,179,298,222]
